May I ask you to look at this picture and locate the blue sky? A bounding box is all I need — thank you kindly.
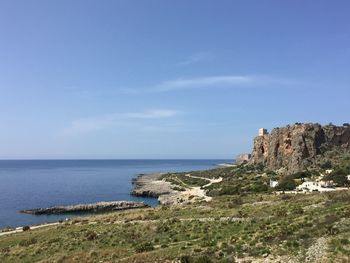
[0,0,349,159]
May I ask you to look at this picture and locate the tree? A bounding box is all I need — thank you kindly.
[276,175,296,191]
[292,171,312,179]
[325,168,349,186]
[320,160,332,169]
[332,173,348,186]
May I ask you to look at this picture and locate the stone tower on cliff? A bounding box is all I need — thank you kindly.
[258,128,268,137]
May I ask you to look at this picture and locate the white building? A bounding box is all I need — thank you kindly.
[270,180,279,188]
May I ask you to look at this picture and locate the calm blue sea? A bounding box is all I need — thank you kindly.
[0,159,228,228]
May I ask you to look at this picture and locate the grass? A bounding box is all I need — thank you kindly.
[1,190,350,262]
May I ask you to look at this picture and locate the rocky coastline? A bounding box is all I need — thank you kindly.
[131,172,222,205]
[20,201,148,215]
[131,173,183,205]
[131,173,173,198]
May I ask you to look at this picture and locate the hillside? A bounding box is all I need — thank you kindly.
[1,190,350,263]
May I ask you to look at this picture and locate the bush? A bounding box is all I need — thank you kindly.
[291,171,312,179]
[325,168,349,186]
[231,196,243,206]
[320,161,332,169]
[340,238,350,245]
[250,182,268,193]
[19,238,37,246]
[22,225,30,231]
[85,231,98,241]
[276,175,296,191]
[180,256,214,263]
[219,185,240,195]
[135,242,154,253]
[180,256,192,263]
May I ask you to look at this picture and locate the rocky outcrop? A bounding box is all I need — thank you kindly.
[235,154,251,164]
[131,173,173,198]
[249,123,350,174]
[20,201,148,215]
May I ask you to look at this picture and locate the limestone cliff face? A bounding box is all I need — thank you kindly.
[249,123,350,173]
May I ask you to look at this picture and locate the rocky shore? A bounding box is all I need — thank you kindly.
[20,201,148,215]
[131,173,174,198]
[131,172,222,205]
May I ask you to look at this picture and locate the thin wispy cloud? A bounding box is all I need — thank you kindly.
[176,52,215,66]
[121,75,297,94]
[155,75,253,91]
[62,109,179,136]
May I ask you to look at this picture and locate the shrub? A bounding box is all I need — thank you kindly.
[219,185,240,195]
[135,242,154,253]
[340,238,350,245]
[250,182,268,192]
[291,171,312,179]
[173,186,186,191]
[292,206,304,215]
[86,231,98,241]
[231,196,243,206]
[280,194,292,200]
[320,161,332,169]
[19,238,37,246]
[22,225,30,231]
[326,169,349,186]
[180,256,192,263]
[276,175,296,191]
[180,256,214,263]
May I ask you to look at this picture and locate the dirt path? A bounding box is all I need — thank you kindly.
[181,174,222,202]
[305,237,328,262]
[0,216,245,237]
[0,222,60,237]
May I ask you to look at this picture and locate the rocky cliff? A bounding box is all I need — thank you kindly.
[249,123,350,174]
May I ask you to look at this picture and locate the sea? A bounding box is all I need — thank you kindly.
[0,159,229,228]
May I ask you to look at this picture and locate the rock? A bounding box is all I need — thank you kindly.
[249,123,350,174]
[20,201,148,215]
[235,153,251,164]
[131,173,173,198]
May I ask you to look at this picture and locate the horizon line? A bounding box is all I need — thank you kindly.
[0,158,234,161]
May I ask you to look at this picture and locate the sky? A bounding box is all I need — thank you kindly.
[0,0,349,159]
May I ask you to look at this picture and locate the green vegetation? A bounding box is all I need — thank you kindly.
[322,156,350,186]
[162,164,271,197]
[325,168,350,186]
[22,226,30,232]
[276,175,297,191]
[1,190,350,262]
